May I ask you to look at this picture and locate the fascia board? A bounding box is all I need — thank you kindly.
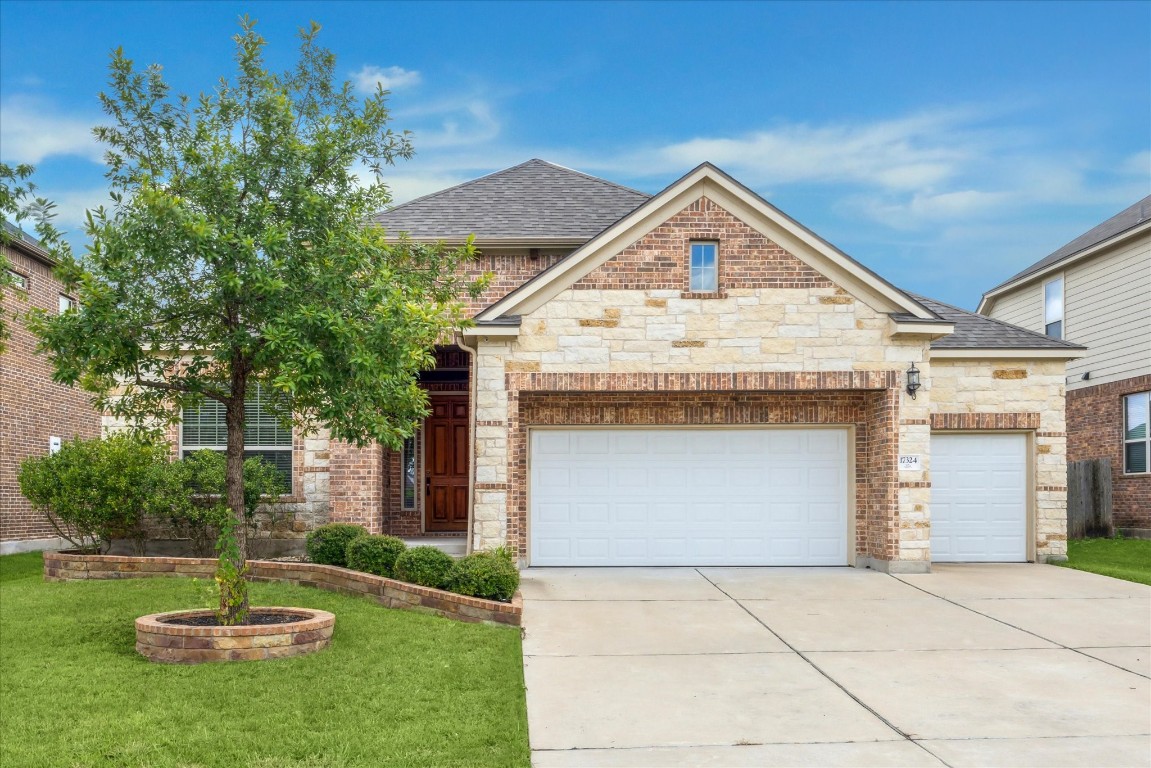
[930,347,1088,360]
[977,221,1151,315]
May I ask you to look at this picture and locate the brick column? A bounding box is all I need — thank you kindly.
[327,441,384,534]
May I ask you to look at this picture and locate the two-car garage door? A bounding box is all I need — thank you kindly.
[529,428,849,566]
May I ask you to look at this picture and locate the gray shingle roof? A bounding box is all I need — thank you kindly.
[987,195,1151,292]
[372,159,651,242]
[911,294,1085,350]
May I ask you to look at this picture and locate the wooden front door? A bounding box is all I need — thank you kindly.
[424,396,469,532]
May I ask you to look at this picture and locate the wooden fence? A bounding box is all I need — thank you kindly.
[1067,458,1114,539]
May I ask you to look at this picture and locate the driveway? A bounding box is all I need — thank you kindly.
[520,564,1150,767]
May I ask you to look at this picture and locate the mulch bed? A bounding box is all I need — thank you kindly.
[161,611,310,627]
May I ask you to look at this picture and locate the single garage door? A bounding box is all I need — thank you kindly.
[931,433,1027,562]
[529,428,849,566]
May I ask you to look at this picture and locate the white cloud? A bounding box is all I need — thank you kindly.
[0,95,103,164]
[351,65,421,94]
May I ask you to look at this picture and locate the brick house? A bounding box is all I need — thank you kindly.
[307,159,1080,573]
[1,222,102,554]
[979,196,1150,535]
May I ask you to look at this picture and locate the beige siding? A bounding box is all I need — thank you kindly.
[1063,236,1151,388]
[988,280,1044,332]
[987,233,1151,390]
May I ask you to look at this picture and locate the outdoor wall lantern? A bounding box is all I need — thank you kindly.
[906,362,922,399]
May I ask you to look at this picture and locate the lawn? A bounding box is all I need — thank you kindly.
[0,553,530,768]
[1054,537,1151,586]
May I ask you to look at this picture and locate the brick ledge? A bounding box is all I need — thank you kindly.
[43,551,521,627]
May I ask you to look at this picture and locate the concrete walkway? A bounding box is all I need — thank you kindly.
[520,564,1150,767]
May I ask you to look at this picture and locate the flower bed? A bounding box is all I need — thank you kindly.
[136,607,334,663]
[44,551,522,626]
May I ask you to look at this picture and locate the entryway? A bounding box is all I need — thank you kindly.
[424,395,469,532]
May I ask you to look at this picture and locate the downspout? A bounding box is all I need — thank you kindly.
[455,331,479,556]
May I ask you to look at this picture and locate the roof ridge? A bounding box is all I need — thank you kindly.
[377,160,542,217]
[376,159,649,220]
[911,291,1084,349]
[528,159,651,199]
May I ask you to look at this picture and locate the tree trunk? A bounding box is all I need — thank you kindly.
[219,384,250,623]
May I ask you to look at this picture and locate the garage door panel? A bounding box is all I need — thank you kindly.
[931,434,1026,563]
[531,428,849,566]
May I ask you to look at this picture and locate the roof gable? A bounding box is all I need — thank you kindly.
[372,159,650,244]
[979,195,1151,312]
[477,163,934,322]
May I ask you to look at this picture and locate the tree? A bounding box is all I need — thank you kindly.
[30,18,482,623]
[1,163,69,352]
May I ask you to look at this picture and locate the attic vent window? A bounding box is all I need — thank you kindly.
[689,242,718,293]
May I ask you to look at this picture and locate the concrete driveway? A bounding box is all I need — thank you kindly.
[520,564,1150,767]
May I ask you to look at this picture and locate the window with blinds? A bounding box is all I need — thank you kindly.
[180,383,293,488]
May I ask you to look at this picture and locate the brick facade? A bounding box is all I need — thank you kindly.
[574,197,833,292]
[1066,373,1151,530]
[1,243,102,550]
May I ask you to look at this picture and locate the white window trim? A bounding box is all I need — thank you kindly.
[400,428,421,511]
[1043,273,1065,340]
[178,388,295,491]
[6,269,28,291]
[58,294,76,313]
[689,240,719,293]
[1123,391,1151,476]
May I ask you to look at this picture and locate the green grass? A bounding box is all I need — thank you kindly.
[0,553,529,768]
[1054,537,1151,586]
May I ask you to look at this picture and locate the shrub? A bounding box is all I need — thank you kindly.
[393,546,455,589]
[306,523,367,566]
[18,434,174,553]
[447,547,520,602]
[346,535,407,577]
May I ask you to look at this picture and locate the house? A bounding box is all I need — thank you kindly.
[1,222,102,554]
[308,159,1081,572]
[979,197,1151,536]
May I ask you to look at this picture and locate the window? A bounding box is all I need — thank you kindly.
[180,383,293,488]
[58,295,76,313]
[1124,391,1150,474]
[6,270,27,291]
[401,433,418,510]
[1044,277,1063,339]
[689,242,718,292]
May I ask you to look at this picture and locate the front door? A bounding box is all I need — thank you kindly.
[424,396,469,532]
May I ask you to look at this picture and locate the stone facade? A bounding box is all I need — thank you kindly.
[1066,373,1151,531]
[928,358,1070,560]
[1,243,102,552]
[465,194,1070,570]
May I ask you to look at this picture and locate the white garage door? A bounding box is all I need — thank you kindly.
[529,428,849,566]
[931,433,1027,562]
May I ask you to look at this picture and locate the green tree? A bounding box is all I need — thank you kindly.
[29,19,482,623]
[1,163,69,352]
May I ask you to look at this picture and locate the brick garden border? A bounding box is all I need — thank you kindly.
[44,551,521,627]
[136,607,335,664]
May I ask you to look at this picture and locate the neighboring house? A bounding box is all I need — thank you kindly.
[1,222,102,554]
[307,159,1081,573]
[979,197,1151,535]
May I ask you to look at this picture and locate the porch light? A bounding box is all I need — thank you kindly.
[906,363,921,399]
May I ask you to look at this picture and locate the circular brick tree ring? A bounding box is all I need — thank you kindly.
[136,607,335,663]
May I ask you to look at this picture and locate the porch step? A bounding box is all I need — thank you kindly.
[401,537,467,557]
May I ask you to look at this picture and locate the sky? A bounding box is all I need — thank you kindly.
[1,0,1148,309]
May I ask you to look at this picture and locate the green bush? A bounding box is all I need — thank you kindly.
[17,434,175,553]
[393,546,455,589]
[306,523,368,567]
[166,451,290,553]
[447,547,520,602]
[346,535,407,577]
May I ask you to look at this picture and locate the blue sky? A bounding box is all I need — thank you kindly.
[1,0,1148,308]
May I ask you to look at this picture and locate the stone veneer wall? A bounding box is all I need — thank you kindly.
[1066,373,1151,531]
[928,359,1070,560]
[1,245,103,548]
